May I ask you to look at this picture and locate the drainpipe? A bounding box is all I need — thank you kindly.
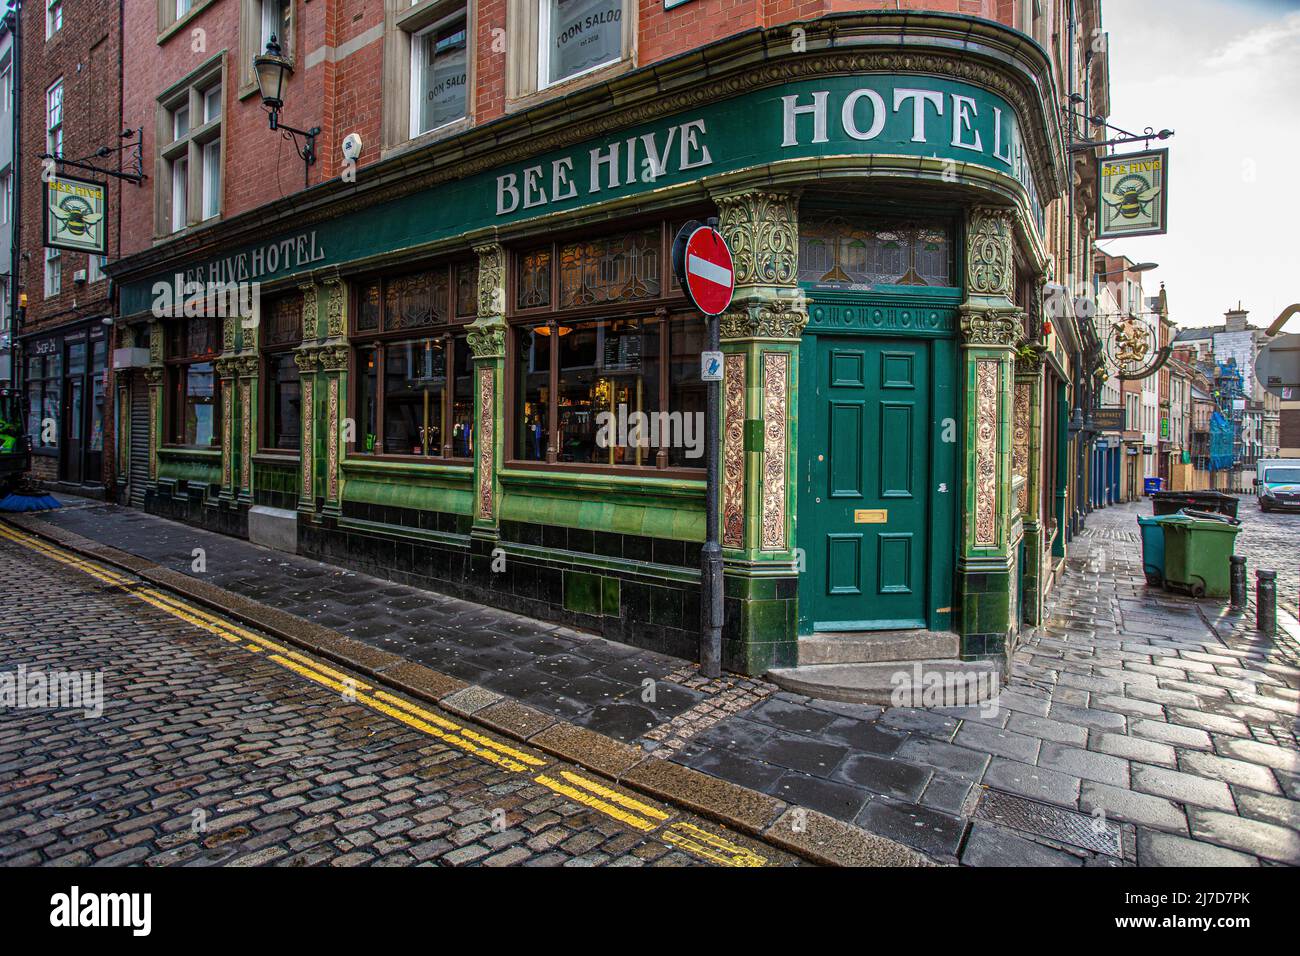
[8,2,21,395]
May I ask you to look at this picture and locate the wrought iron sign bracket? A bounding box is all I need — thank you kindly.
[41,128,146,185]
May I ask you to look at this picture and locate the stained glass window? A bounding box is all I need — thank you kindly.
[516,247,552,310]
[455,260,479,319]
[263,290,303,348]
[798,216,953,290]
[384,268,449,331]
[558,228,660,308]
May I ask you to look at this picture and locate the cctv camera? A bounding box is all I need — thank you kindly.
[341,133,363,164]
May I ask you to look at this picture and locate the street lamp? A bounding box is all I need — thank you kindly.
[253,35,320,188]
[1096,262,1159,278]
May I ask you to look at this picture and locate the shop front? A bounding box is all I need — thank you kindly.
[110,16,1066,675]
[21,319,109,492]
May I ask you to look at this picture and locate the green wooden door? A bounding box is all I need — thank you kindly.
[801,336,931,631]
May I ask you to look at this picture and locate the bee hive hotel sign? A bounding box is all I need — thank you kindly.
[44,173,107,255]
[121,73,1047,314]
[1099,148,1169,239]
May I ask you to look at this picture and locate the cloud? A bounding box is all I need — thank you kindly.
[1206,9,1300,68]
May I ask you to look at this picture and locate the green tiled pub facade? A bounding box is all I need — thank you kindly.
[115,15,1066,676]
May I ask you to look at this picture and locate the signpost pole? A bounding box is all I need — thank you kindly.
[673,219,733,679]
[701,296,723,678]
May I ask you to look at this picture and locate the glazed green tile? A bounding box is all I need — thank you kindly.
[563,570,601,616]
[601,576,620,616]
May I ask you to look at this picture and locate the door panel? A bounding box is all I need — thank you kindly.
[802,335,930,631]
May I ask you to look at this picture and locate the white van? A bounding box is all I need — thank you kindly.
[1255,459,1300,512]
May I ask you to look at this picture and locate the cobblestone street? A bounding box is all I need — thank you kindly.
[0,528,796,868]
[3,496,1297,867]
[1230,495,1300,618]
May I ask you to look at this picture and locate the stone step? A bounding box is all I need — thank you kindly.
[766,659,1001,706]
[798,629,961,665]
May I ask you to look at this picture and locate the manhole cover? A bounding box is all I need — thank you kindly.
[973,787,1122,857]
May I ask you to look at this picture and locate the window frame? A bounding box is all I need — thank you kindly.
[239,0,294,96]
[156,58,224,236]
[408,8,470,140]
[536,0,624,92]
[506,0,634,105]
[163,316,223,449]
[46,0,63,40]
[383,0,476,153]
[259,289,305,454]
[347,257,479,463]
[45,79,63,157]
[44,247,61,298]
[504,217,708,477]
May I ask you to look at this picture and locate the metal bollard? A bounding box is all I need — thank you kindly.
[1256,570,1277,636]
[1230,555,1247,610]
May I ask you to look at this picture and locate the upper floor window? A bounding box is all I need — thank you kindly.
[45,248,61,298]
[46,0,63,39]
[798,215,955,290]
[0,63,11,112]
[506,0,630,101]
[46,80,63,157]
[242,0,293,93]
[0,170,11,225]
[158,63,223,234]
[411,11,468,137]
[540,0,623,89]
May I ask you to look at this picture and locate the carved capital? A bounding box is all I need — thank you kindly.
[473,243,506,320]
[719,294,808,341]
[960,307,1022,348]
[318,343,350,372]
[466,320,507,359]
[1015,342,1048,373]
[213,356,240,378]
[294,348,321,373]
[966,206,1015,299]
[714,189,799,288]
[144,367,164,386]
[235,354,260,378]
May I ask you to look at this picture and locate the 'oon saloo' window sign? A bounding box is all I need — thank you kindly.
[544,0,623,87]
[414,15,468,136]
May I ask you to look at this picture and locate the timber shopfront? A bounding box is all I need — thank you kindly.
[110,14,1066,676]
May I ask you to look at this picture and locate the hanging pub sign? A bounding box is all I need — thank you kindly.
[43,172,107,255]
[1098,148,1168,239]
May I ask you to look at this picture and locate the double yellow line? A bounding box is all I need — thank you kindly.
[0,520,769,866]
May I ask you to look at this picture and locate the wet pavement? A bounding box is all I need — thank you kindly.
[0,526,796,867]
[11,495,1300,866]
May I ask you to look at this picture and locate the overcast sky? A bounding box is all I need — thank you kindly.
[1101,0,1300,330]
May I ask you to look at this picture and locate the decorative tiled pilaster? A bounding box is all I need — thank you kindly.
[712,187,806,675]
[467,242,507,544]
[294,349,319,512]
[1014,343,1046,624]
[235,355,259,504]
[317,343,349,516]
[145,322,163,488]
[957,205,1023,660]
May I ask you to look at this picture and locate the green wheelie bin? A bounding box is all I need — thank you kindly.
[1160,510,1243,599]
[1136,513,1182,587]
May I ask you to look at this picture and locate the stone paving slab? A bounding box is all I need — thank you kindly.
[12,496,1300,866]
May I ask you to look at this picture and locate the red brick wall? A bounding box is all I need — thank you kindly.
[18,0,123,490]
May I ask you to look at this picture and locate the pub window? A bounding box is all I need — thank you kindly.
[350,259,477,459]
[26,351,62,452]
[539,0,623,89]
[261,290,304,452]
[798,215,955,290]
[410,10,468,137]
[505,0,631,101]
[165,317,222,448]
[509,221,703,471]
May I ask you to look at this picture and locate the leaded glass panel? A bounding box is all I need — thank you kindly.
[558,228,660,308]
[798,216,953,290]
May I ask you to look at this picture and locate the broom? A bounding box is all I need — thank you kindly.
[0,477,62,513]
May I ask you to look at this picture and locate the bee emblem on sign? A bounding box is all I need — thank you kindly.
[1102,173,1160,222]
[50,194,104,239]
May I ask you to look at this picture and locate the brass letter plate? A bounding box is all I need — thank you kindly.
[854,509,887,524]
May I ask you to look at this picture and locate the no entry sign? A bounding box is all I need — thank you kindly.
[672,223,735,316]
